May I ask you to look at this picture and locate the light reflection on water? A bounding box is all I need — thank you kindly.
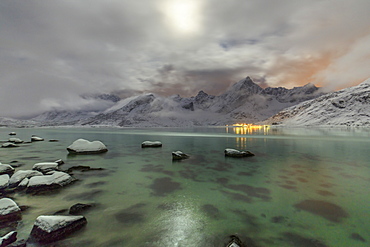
[0,127,369,247]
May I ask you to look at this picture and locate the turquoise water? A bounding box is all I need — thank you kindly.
[0,127,369,247]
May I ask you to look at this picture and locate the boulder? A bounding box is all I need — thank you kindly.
[9,170,43,188]
[8,138,23,144]
[67,139,108,154]
[29,215,87,243]
[172,151,189,160]
[0,174,10,190]
[32,162,59,173]
[141,141,162,148]
[0,231,17,247]
[31,135,44,142]
[1,143,19,148]
[0,198,21,223]
[224,148,255,158]
[27,172,75,193]
[8,132,16,136]
[0,164,15,175]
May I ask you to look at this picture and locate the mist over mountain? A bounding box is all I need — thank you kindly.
[266,78,370,127]
[23,77,322,127]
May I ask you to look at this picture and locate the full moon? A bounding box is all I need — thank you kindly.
[162,0,201,34]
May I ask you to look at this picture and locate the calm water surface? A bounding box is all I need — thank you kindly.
[0,127,369,247]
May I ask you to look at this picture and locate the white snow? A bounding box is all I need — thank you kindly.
[67,139,108,153]
[27,172,74,188]
[34,215,85,233]
[0,198,20,216]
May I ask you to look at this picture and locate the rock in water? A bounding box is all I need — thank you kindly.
[0,198,21,223]
[224,148,255,157]
[0,164,15,175]
[29,215,87,243]
[0,174,10,190]
[172,151,189,160]
[1,143,19,148]
[9,170,43,188]
[141,141,162,148]
[67,139,108,154]
[0,231,17,247]
[27,172,75,193]
[32,162,59,173]
[31,135,44,142]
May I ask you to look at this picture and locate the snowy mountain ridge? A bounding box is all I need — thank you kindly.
[265,78,370,126]
[75,77,324,127]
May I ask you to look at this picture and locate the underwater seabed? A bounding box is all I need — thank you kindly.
[0,127,369,247]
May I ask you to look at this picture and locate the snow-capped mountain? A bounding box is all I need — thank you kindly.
[266,78,370,126]
[75,77,323,127]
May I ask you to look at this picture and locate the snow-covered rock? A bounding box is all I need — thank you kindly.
[29,215,87,243]
[9,170,43,188]
[0,231,17,247]
[31,135,44,141]
[67,139,108,154]
[172,151,189,160]
[0,164,15,175]
[266,78,370,126]
[32,162,59,173]
[141,141,162,148]
[8,138,23,144]
[224,148,255,157]
[0,198,21,222]
[0,174,10,190]
[1,142,19,148]
[8,132,16,136]
[27,172,75,192]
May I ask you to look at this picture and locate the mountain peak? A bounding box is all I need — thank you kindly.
[227,76,263,94]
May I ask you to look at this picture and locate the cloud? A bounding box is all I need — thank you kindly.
[0,0,369,118]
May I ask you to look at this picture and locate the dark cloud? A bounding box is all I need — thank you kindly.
[0,0,369,118]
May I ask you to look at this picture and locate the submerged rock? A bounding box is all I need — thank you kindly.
[29,215,87,243]
[27,172,75,193]
[69,203,94,215]
[67,139,108,154]
[141,141,162,148]
[224,148,255,158]
[0,164,15,175]
[0,198,21,223]
[172,151,189,160]
[0,231,17,247]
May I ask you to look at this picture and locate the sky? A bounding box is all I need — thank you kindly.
[1,0,370,118]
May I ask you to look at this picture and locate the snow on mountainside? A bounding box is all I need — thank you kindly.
[75,77,323,127]
[266,78,370,126]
